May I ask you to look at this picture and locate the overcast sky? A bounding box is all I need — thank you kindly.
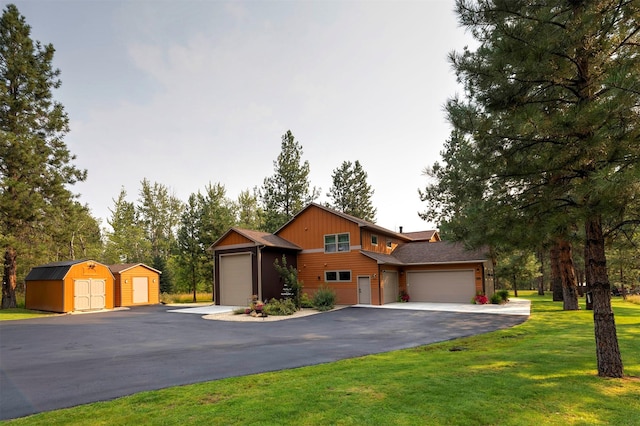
[13,0,473,233]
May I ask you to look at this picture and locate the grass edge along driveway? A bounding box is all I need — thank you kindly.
[7,293,640,426]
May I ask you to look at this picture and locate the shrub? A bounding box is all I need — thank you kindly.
[497,290,510,302]
[300,292,314,308]
[473,294,489,304]
[313,286,337,311]
[490,293,502,304]
[263,298,297,316]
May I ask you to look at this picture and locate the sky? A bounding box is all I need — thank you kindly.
[12,0,473,233]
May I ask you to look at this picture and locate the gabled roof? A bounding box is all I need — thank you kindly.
[392,241,489,265]
[360,250,404,265]
[211,227,302,251]
[403,230,440,242]
[276,203,414,242]
[108,263,162,274]
[26,260,97,281]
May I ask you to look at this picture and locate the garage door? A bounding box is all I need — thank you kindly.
[219,253,253,306]
[382,271,398,304]
[74,279,106,311]
[132,277,149,304]
[407,270,475,303]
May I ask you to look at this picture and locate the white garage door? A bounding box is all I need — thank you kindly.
[407,270,475,303]
[133,277,149,304]
[382,271,398,304]
[219,253,253,306]
[74,279,106,311]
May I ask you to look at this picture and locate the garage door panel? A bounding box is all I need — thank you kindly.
[220,254,253,306]
[408,270,475,303]
[382,271,398,304]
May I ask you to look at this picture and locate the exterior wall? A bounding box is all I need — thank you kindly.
[63,262,115,312]
[214,246,258,304]
[360,229,406,254]
[278,205,382,305]
[115,266,160,306]
[25,280,64,312]
[260,249,298,301]
[278,206,362,250]
[399,262,485,296]
[216,231,253,247]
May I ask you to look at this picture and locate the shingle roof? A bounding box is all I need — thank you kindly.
[108,263,162,274]
[211,227,302,251]
[360,250,404,265]
[403,230,439,241]
[392,241,489,264]
[276,203,414,241]
[25,260,88,281]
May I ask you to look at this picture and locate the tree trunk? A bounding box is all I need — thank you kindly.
[585,215,623,378]
[2,247,18,309]
[537,249,545,296]
[512,274,518,297]
[558,238,579,310]
[550,244,563,301]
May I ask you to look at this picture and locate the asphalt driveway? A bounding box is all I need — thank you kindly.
[0,304,528,420]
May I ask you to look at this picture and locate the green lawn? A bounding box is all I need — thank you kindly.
[0,308,56,321]
[6,293,640,425]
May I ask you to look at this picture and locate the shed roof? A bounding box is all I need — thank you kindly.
[26,259,91,281]
[108,263,162,274]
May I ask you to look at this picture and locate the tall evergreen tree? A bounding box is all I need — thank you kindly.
[137,179,183,260]
[261,130,319,232]
[177,193,206,302]
[103,188,150,264]
[1,4,86,308]
[423,0,639,377]
[327,160,377,222]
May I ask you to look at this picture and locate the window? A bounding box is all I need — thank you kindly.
[386,239,392,249]
[325,270,352,282]
[371,235,378,245]
[325,233,350,253]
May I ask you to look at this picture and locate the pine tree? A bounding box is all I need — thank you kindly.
[103,188,150,264]
[424,0,639,377]
[327,160,377,222]
[1,4,86,308]
[261,131,319,232]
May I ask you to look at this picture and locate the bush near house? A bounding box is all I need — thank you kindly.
[312,286,337,311]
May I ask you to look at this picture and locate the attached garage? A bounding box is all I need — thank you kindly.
[109,263,161,307]
[25,260,115,313]
[219,253,253,306]
[407,270,476,303]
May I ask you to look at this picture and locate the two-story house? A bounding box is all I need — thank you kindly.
[211,203,492,307]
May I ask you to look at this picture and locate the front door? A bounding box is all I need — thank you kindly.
[357,276,371,304]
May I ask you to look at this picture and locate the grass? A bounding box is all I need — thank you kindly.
[0,308,56,321]
[159,291,213,304]
[5,291,639,425]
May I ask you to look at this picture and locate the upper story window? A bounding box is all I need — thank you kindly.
[325,233,350,253]
[371,235,378,245]
[386,239,392,249]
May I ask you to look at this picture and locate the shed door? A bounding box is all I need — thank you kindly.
[382,271,398,304]
[219,253,252,306]
[74,279,106,311]
[133,277,149,304]
[407,270,475,303]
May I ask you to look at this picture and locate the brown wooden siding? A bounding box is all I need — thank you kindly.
[278,206,361,250]
[297,251,380,305]
[217,231,253,247]
[260,249,298,301]
[361,229,405,254]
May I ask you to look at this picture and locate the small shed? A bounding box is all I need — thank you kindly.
[109,263,161,307]
[25,260,115,313]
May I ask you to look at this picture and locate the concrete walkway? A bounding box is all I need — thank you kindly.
[169,298,531,316]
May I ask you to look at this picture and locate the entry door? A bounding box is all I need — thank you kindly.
[132,277,149,304]
[74,279,106,311]
[382,271,399,304]
[357,276,371,304]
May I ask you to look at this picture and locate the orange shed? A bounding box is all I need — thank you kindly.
[109,263,161,307]
[25,260,115,313]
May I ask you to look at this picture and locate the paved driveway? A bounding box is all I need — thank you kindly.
[0,304,528,420]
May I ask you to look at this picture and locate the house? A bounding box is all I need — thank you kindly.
[25,260,115,313]
[210,203,493,306]
[109,263,161,307]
